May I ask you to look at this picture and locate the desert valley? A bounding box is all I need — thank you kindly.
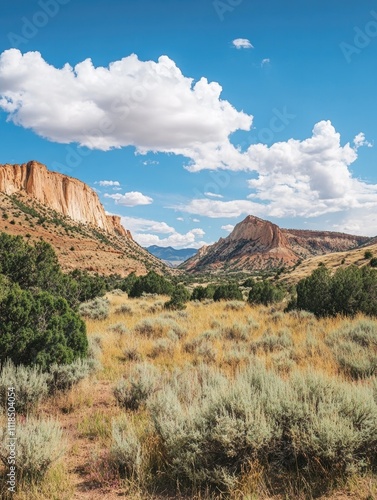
[0,161,377,499]
[1,2,377,499]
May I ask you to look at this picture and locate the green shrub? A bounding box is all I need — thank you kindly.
[222,346,250,366]
[0,285,88,370]
[191,284,217,301]
[326,320,377,379]
[150,338,175,358]
[0,418,65,482]
[129,271,173,298]
[123,346,143,362]
[48,358,95,393]
[296,265,377,317]
[0,360,50,414]
[87,334,103,359]
[148,363,280,493]
[248,280,285,306]
[134,318,186,339]
[79,296,109,320]
[0,233,80,308]
[113,363,161,410]
[190,285,208,301]
[164,285,190,310]
[219,323,250,341]
[68,269,107,302]
[224,300,245,311]
[283,371,377,478]
[108,322,128,335]
[115,304,133,315]
[213,283,243,302]
[251,329,293,354]
[147,364,377,495]
[111,414,142,479]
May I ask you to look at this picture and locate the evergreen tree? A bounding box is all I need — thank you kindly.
[213,283,243,302]
[248,280,285,306]
[296,266,332,317]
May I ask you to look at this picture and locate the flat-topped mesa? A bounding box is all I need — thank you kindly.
[0,161,131,237]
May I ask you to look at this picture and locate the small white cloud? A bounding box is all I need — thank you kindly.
[221,224,235,232]
[191,228,205,236]
[192,218,200,223]
[112,187,122,191]
[232,38,254,49]
[96,180,120,187]
[105,191,153,207]
[142,160,160,166]
[176,217,184,221]
[353,132,373,149]
[261,58,271,67]
[204,192,223,199]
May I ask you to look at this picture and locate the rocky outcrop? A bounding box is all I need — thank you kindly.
[181,215,370,273]
[106,215,132,239]
[0,161,131,237]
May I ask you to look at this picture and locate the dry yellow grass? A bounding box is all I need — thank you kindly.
[86,292,365,380]
[281,242,377,285]
[2,291,377,499]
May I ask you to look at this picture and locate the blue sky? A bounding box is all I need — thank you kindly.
[1,0,377,247]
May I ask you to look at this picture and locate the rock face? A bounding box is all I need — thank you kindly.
[181,215,370,273]
[0,161,129,236]
[106,215,132,239]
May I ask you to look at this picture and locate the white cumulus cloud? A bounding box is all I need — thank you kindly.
[119,216,206,248]
[221,224,235,232]
[174,121,377,222]
[105,191,153,207]
[174,198,264,218]
[96,180,120,187]
[232,38,254,49]
[204,192,223,198]
[0,49,252,171]
[245,120,377,218]
[120,216,174,234]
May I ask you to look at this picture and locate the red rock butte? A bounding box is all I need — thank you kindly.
[181,214,370,273]
[0,161,131,238]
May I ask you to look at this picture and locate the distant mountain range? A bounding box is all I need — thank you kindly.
[180,215,371,273]
[146,245,197,266]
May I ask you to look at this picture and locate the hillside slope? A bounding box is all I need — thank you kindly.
[279,242,377,285]
[0,161,169,276]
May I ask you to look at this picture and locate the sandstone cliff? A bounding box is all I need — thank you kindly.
[181,215,370,273]
[0,162,169,276]
[0,161,128,237]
